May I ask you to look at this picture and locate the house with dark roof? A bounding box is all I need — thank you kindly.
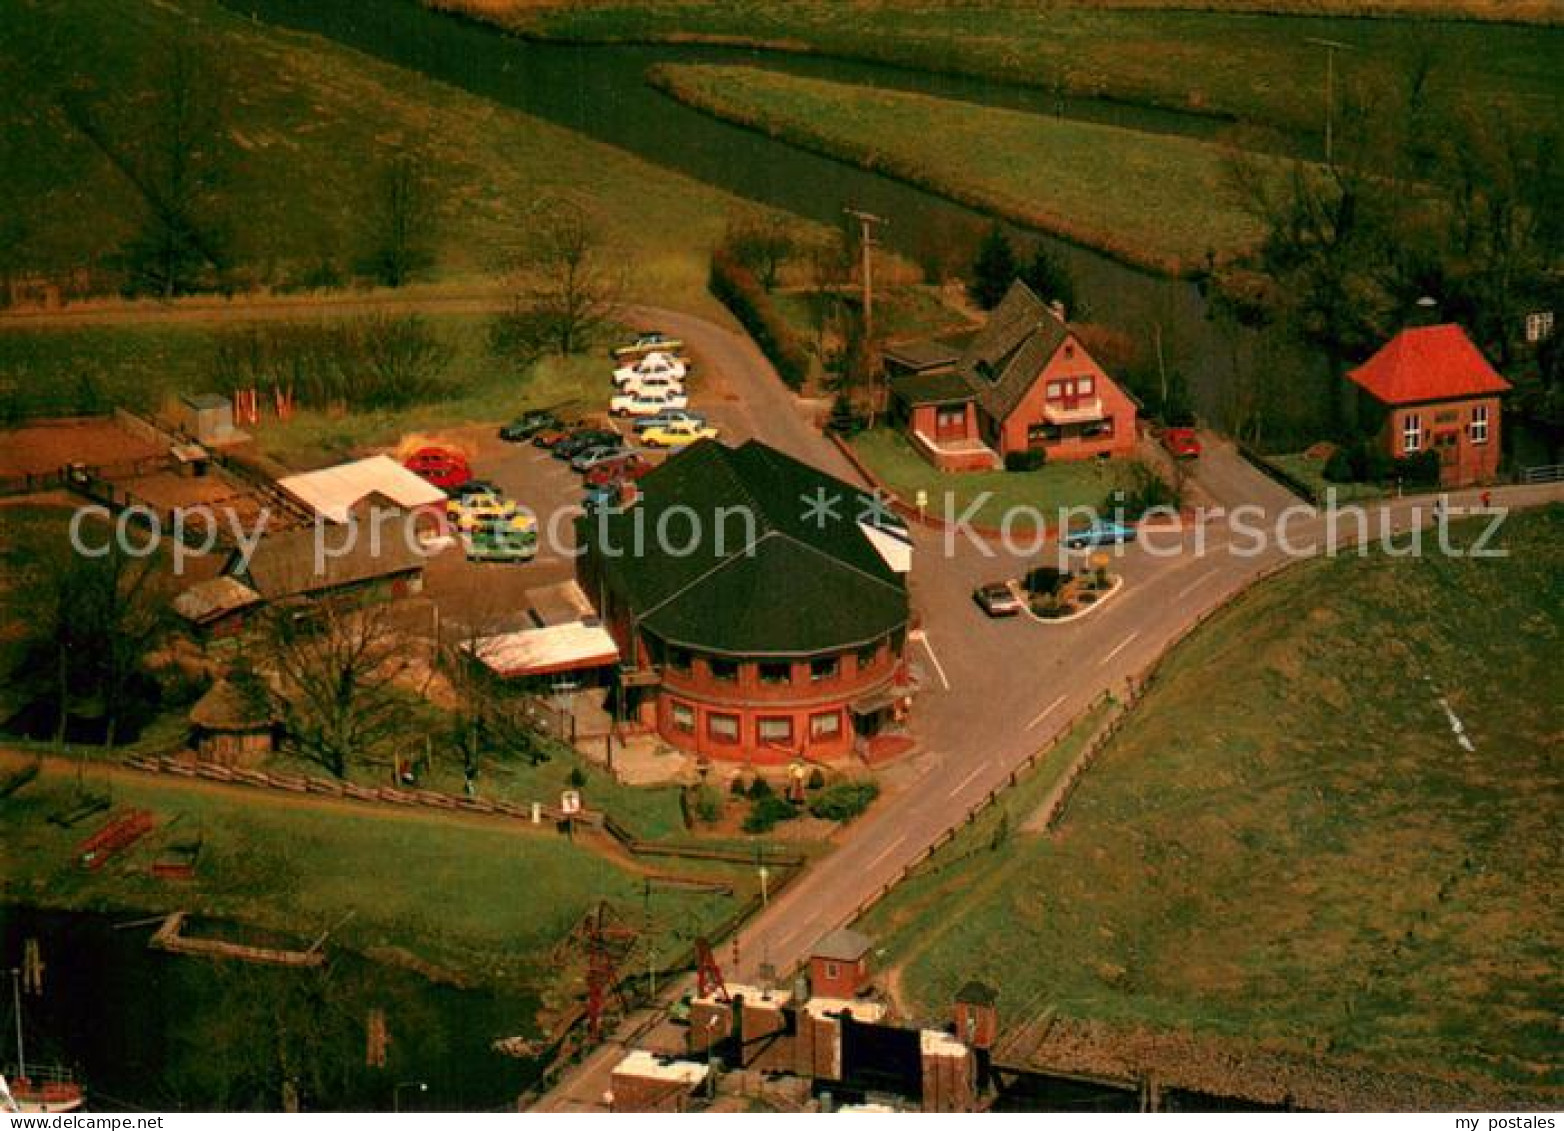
[888,281,1138,471]
[577,439,915,765]
[1347,324,1511,487]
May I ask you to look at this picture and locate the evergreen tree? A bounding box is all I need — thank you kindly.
[968,224,1018,310]
[1020,245,1079,316]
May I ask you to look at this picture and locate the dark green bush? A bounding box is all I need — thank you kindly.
[1004,449,1046,472]
[747,775,774,800]
[1024,566,1070,596]
[807,780,880,822]
[807,767,826,790]
[743,794,798,834]
[709,248,810,389]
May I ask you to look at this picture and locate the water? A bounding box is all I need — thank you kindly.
[222,0,1331,447]
[1,906,544,1112]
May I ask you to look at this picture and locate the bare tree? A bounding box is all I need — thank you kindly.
[364,150,438,288]
[103,45,230,297]
[724,213,799,291]
[260,597,415,779]
[14,526,170,749]
[502,198,625,356]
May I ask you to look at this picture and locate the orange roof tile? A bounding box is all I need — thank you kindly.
[1347,324,1511,406]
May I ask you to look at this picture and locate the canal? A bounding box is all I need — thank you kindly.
[223,0,1331,447]
[1,906,544,1112]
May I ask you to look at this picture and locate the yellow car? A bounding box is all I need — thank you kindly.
[639,420,720,449]
[447,491,534,534]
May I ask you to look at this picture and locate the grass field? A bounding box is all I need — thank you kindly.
[0,752,751,995]
[438,1,1564,139]
[860,506,1564,1095]
[851,428,1127,531]
[653,65,1280,274]
[0,0,768,306]
[0,315,609,467]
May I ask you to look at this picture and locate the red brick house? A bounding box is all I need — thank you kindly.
[1347,324,1511,488]
[808,928,874,999]
[578,440,915,766]
[888,281,1138,472]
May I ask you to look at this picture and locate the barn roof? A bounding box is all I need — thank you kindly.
[231,521,426,601]
[277,455,446,523]
[173,575,263,625]
[1347,324,1512,406]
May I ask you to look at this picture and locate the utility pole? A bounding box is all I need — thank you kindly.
[844,207,887,426]
[1306,38,1353,167]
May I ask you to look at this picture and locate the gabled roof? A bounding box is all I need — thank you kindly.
[957,280,1071,422]
[890,369,975,407]
[812,927,873,962]
[583,440,909,657]
[231,520,426,601]
[1347,324,1512,406]
[277,455,446,523]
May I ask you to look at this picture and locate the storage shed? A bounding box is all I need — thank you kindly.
[189,675,275,768]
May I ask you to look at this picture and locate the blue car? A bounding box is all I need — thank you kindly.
[1062,520,1138,550]
[631,408,707,435]
[582,481,623,512]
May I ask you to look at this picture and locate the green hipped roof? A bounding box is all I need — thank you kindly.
[890,369,975,406]
[580,440,909,657]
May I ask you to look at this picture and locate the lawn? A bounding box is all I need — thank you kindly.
[851,428,1126,531]
[443,1,1564,140]
[0,0,770,307]
[652,65,1282,274]
[0,315,608,468]
[0,752,752,996]
[1268,451,1392,504]
[859,506,1564,1098]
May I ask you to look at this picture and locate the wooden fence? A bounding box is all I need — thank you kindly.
[121,753,592,827]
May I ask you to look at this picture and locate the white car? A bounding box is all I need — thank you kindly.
[616,372,686,398]
[610,388,690,417]
[612,351,688,388]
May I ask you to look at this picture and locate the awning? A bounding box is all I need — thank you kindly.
[466,621,620,679]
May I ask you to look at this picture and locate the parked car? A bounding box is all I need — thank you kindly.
[640,420,721,449]
[612,351,687,388]
[631,408,708,435]
[1062,520,1138,550]
[447,490,522,532]
[612,331,685,361]
[499,409,561,443]
[584,452,651,487]
[1161,426,1201,459]
[973,582,1024,618]
[403,446,471,491]
[530,425,571,449]
[571,443,630,473]
[616,373,685,400]
[464,521,537,563]
[610,387,690,417]
[582,481,625,513]
[552,428,620,460]
[449,479,504,501]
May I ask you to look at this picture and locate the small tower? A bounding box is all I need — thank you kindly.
[953,980,998,1050]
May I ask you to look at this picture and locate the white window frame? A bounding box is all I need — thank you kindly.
[1402,413,1423,454]
[757,716,793,744]
[810,711,843,739]
[1469,403,1489,445]
[670,701,695,733]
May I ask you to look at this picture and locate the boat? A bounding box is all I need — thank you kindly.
[2,969,84,1113]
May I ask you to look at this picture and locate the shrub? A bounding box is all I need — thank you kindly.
[693,785,725,824]
[1004,449,1046,472]
[729,775,749,797]
[827,391,866,436]
[747,775,774,800]
[1107,460,1181,518]
[1323,445,1356,482]
[807,767,826,790]
[709,248,810,389]
[807,780,880,822]
[1397,449,1442,488]
[743,794,798,834]
[1024,566,1070,596]
[566,766,588,789]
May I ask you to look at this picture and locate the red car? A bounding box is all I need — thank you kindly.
[584,452,652,488]
[403,446,472,491]
[1161,427,1201,459]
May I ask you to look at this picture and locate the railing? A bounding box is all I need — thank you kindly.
[1520,463,1564,484]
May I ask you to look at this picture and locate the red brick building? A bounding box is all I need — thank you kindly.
[808,927,874,999]
[888,281,1138,472]
[579,440,914,766]
[1347,324,1511,488]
